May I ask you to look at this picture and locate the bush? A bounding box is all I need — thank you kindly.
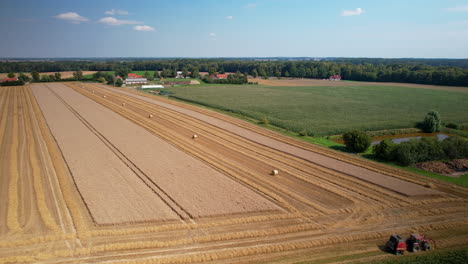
[441,136,468,159]
[392,141,417,166]
[445,122,459,129]
[343,130,371,153]
[373,139,395,160]
[298,129,308,137]
[259,116,270,125]
[422,110,441,133]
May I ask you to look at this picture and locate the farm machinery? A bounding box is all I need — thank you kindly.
[385,234,435,255]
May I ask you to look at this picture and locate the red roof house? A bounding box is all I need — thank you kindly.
[215,74,228,79]
[0,77,19,83]
[127,73,142,78]
[329,75,341,81]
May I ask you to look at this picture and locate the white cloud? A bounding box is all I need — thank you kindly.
[445,5,468,12]
[98,17,142,26]
[243,3,257,9]
[209,33,216,37]
[105,9,129,15]
[134,25,155,31]
[226,16,233,20]
[341,8,365,16]
[54,12,89,24]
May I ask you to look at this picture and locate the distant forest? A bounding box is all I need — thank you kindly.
[1,58,468,86]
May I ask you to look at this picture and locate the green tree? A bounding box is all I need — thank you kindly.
[41,74,52,82]
[252,69,258,78]
[115,78,123,87]
[144,71,151,80]
[154,71,160,79]
[218,67,225,74]
[73,71,83,80]
[54,72,61,80]
[422,110,441,133]
[115,67,131,78]
[343,130,371,153]
[7,72,15,78]
[190,68,200,79]
[208,67,217,76]
[182,68,189,78]
[373,139,395,160]
[18,73,30,83]
[31,72,40,82]
[97,77,107,83]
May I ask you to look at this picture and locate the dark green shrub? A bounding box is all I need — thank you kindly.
[259,116,269,125]
[441,136,468,159]
[299,129,308,137]
[373,139,395,160]
[422,110,441,133]
[343,130,371,153]
[445,122,459,129]
[392,141,417,166]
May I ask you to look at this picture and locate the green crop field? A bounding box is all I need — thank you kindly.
[164,84,468,136]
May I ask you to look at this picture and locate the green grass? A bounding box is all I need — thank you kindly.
[394,165,468,188]
[164,84,468,136]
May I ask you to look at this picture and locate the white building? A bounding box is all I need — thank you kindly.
[141,84,164,89]
[125,78,148,85]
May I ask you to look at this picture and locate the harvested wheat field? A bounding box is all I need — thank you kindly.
[0,83,467,264]
[0,71,97,80]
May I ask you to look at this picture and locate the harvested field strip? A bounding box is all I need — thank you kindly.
[3,219,466,264]
[48,83,280,219]
[45,85,190,221]
[32,84,180,225]
[87,212,299,238]
[25,84,89,237]
[0,88,11,233]
[22,86,75,236]
[7,87,22,233]
[20,87,61,232]
[81,84,421,208]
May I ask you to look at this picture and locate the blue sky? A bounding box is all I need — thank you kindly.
[1,0,468,58]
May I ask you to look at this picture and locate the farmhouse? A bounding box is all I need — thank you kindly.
[125,73,147,85]
[329,75,342,81]
[0,77,19,83]
[176,71,184,78]
[215,74,228,79]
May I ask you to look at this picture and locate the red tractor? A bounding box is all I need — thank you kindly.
[385,234,407,255]
[406,233,435,252]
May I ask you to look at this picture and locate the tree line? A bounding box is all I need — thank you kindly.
[1,59,468,86]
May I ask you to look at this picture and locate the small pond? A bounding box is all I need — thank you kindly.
[334,132,452,146]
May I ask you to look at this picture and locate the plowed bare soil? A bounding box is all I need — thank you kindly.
[0,83,467,264]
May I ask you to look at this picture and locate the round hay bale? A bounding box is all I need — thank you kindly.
[424,182,436,189]
[192,134,198,139]
[103,95,106,98]
[271,169,279,176]
[148,114,153,118]
[122,102,126,106]
[92,90,95,93]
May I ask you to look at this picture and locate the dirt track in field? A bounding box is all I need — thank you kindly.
[1,83,467,264]
[251,77,468,93]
